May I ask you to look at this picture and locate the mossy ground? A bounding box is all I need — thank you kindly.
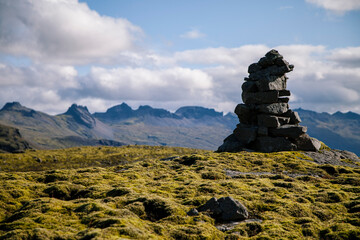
[0,145,359,239]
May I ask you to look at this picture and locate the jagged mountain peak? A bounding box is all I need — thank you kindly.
[1,102,28,111]
[94,102,134,121]
[333,111,360,120]
[136,105,173,118]
[65,104,90,114]
[64,103,96,128]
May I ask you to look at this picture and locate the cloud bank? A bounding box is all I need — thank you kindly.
[1,44,359,114]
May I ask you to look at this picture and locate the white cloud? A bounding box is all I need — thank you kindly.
[78,66,213,102]
[327,47,360,67]
[180,29,206,39]
[175,45,269,66]
[306,0,360,14]
[0,0,143,65]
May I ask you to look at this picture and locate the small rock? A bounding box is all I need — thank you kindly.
[197,197,248,222]
[218,197,249,221]
[187,208,199,216]
[294,134,321,151]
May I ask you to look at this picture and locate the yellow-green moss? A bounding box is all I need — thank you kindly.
[0,145,359,239]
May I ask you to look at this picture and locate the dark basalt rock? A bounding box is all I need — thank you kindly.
[294,134,321,151]
[217,49,321,153]
[197,197,248,222]
[233,124,257,144]
[257,114,290,128]
[242,91,279,105]
[217,134,245,152]
[255,136,296,153]
[257,103,289,115]
[269,125,307,139]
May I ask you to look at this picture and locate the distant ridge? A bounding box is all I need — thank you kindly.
[0,101,359,154]
[175,106,223,119]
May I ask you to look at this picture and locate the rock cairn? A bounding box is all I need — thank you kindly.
[218,49,321,153]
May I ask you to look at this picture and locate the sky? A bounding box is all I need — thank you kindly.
[0,0,359,115]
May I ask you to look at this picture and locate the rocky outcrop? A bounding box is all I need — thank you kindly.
[218,49,321,153]
[64,104,96,128]
[0,123,31,153]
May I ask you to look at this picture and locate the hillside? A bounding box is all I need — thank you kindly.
[0,123,31,153]
[0,102,359,154]
[0,145,359,239]
[296,109,360,155]
[0,102,123,149]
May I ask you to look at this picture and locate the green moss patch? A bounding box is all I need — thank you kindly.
[0,145,359,239]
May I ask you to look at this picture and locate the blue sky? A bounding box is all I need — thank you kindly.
[82,0,360,50]
[0,0,359,114]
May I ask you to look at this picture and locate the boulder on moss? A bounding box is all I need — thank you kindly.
[196,197,248,222]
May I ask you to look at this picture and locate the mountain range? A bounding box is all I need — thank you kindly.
[0,102,359,155]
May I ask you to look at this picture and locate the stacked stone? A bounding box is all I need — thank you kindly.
[218,49,321,153]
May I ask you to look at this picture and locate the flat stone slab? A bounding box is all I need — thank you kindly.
[269,125,307,139]
[302,150,359,168]
[278,90,290,96]
[242,91,279,104]
[257,103,289,115]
